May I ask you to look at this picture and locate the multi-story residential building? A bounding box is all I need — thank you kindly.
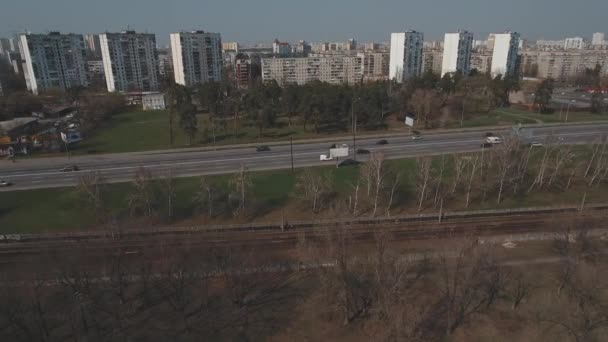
[490,32,520,77]
[261,56,363,86]
[170,31,222,87]
[157,48,173,77]
[358,52,389,81]
[441,31,474,76]
[471,50,493,74]
[422,47,443,75]
[296,40,311,55]
[564,37,585,50]
[99,31,159,92]
[272,39,292,56]
[389,31,424,83]
[0,38,17,55]
[536,40,566,50]
[311,39,358,52]
[592,33,606,46]
[222,42,239,53]
[520,49,608,79]
[235,55,252,89]
[19,32,88,94]
[84,34,101,57]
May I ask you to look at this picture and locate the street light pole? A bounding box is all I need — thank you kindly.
[565,100,575,123]
[290,137,294,173]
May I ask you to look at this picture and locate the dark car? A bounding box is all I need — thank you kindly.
[0,180,11,187]
[338,159,360,167]
[356,148,370,154]
[376,139,389,145]
[60,165,80,172]
[256,145,271,152]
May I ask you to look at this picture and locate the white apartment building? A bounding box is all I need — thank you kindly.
[490,32,520,77]
[564,37,585,50]
[592,33,605,46]
[536,40,566,50]
[100,31,159,92]
[389,31,424,83]
[441,31,474,76]
[19,32,88,94]
[170,31,222,87]
[261,56,363,86]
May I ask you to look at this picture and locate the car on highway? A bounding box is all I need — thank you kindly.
[356,148,370,154]
[412,131,422,140]
[60,165,80,172]
[529,142,543,147]
[0,180,11,187]
[376,139,388,145]
[256,145,271,152]
[320,154,333,161]
[338,159,359,167]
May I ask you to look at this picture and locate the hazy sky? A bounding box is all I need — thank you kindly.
[1,0,607,46]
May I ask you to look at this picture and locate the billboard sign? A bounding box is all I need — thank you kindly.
[405,116,415,127]
[329,147,349,158]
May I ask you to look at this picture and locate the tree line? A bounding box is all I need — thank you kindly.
[75,135,608,228]
[1,216,607,341]
[163,70,527,146]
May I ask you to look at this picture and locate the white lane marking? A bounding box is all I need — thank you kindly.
[3,130,606,180]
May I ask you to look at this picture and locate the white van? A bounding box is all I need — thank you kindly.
[486,136,502,144]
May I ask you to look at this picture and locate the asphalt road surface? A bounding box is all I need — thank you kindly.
[1,123,608,191]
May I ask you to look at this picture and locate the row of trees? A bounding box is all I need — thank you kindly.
[76,134,608,227]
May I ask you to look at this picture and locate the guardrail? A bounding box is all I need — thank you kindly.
[2,203,606,243]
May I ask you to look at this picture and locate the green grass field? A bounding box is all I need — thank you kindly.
[2,149,607,234]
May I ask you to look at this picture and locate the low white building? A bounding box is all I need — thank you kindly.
[142,92,166,110]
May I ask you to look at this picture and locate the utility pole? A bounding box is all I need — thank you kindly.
[290,137,294,173]
[352,96,357,161]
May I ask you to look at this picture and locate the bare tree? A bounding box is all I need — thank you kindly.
[385,171,401,217]
[494,138,518,204]
[548,144,574,187]
[433,156,446,207]
[416,157,433,212]
[193,176,217,217]
[465,156,480,208]
[161,170,176,220]
[450,155,467,195]
[77,171,106,222]
[295,169,331,213]
[127,167,157,217]
[366,152,387,217]
[230,164,252,216]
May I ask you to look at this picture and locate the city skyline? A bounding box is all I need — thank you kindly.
[1,0,607,46]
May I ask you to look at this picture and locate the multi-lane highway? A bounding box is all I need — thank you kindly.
[1,123,608,191]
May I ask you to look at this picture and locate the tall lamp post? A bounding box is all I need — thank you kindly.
[565,100,576,123]
[352,96,359,161]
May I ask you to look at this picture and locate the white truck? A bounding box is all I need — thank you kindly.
[320,154,333,161]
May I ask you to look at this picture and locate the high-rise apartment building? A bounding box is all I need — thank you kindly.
[84,34,101,57]
[19,32,88,94]
[235,55,252,89]
[0,38,17,55]
[564,37,585,50]
[490,32,520,77]
[592,33,605,46]
[99,31,159,92]
[170,31,222,87]
[441,31,474,76]
[261,56,363,86]
[272,39,292,56]
[389,31,424,83]
[422,47,443,74]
